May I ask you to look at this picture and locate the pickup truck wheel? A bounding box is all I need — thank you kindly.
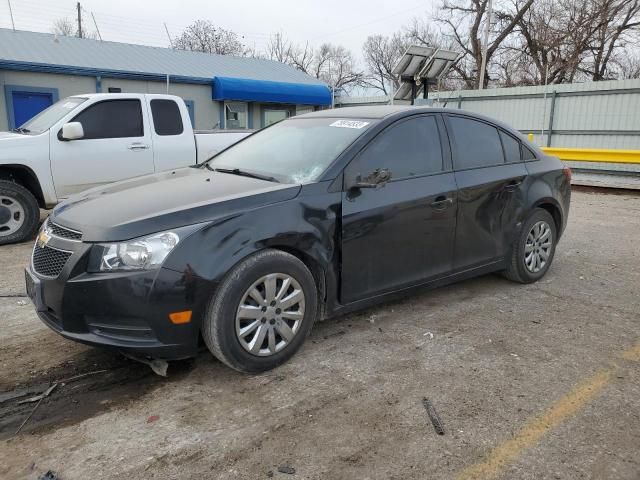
[503,208,557,284]
[202,249,318,373]
[0,180,40,245]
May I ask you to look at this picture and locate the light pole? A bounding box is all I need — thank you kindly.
[479,0,493,90]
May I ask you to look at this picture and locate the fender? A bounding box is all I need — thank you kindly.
[162,181,342,324]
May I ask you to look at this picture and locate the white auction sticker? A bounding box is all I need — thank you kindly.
[329,120,370,129]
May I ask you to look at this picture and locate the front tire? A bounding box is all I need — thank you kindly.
[202,249,318,373]
[503,208,557,284]
[0,180,40,246]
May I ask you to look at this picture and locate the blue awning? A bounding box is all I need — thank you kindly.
[212,76,331,106]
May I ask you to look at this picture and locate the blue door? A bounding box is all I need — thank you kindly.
[12,91,54,127]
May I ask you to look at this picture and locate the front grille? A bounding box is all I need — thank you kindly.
[48,220,82,241]
[32,245,72,277]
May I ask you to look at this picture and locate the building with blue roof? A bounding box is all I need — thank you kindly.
[0,28,332,131]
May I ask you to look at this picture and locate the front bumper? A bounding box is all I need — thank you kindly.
[25,240,208,360]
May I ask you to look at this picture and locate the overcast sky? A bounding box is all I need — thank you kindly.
[0,0,438,59]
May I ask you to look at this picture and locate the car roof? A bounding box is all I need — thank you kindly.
[299,105,433,119]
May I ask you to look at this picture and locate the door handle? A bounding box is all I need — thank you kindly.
[127,143,150,150]
[430,196,453,209]
[504,180,522,191]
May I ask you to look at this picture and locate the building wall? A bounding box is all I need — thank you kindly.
[0,71,221,131]
[0,71,95,130]
[1,69,317,132]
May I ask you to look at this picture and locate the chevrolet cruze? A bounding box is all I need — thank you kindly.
[26,106,571,372]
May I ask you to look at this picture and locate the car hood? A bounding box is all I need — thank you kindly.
[51,167,301,242]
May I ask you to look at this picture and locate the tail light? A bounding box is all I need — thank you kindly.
[562,165,572,182]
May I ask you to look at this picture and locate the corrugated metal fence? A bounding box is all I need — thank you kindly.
[432,78,640,151]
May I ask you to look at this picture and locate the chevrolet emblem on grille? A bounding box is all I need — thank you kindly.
[37,226,52,249]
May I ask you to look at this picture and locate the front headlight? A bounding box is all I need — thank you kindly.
[94,226,198,272]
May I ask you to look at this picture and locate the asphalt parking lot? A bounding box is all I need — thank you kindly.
[0,189,639,480]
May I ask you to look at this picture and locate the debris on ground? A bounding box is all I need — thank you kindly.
[277,465,296,474]
[147,415,160,424]
[16,299,27,306]
[37,471,61,480]
[15,383,60,435]
[424,332,434,339]
[422,397,445,435]
[17,384,58,404]
[123,355,168,377]
[57,369,109,384]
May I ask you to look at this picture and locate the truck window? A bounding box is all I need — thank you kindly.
[150,99,184,136]
[71,99,143,139]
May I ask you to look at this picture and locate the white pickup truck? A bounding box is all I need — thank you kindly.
[0,93,251,245]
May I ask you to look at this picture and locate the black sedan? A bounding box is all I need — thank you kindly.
[25,106,571,372]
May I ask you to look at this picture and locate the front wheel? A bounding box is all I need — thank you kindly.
[503,208,557,284]
[0,180,40,246]
[202,249,318,373]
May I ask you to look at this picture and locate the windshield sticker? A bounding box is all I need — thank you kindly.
[329,120,370,129]
[62,102,77,109]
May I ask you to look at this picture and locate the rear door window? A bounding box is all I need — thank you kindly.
[350,115,443,180]
[448,116,504,170]
[499,130,522,163]
[150,99,184,136]
[71,99,143,139]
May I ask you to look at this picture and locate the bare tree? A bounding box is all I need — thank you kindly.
[436,0,535,88]
[584,0,640,80]
[265,33,293,63]
[616,48,640,77]
[52,16,98,39]
[361,33,409,94]
[287,42,364,92]
[52,18,75,36]
[513,0,640,84]
[173,20,247,56]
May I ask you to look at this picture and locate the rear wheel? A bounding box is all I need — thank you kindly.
[503,208,557,284]
[202,249,318,373]
[0,180,40,245]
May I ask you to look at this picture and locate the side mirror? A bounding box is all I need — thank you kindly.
[350,168,392,189]
[60,122,84,141]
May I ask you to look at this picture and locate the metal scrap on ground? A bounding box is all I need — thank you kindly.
[422,397,445,435]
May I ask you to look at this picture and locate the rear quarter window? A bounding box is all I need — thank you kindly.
[522,145,538,161]
[150,99,184,136]
[499,130,522,163]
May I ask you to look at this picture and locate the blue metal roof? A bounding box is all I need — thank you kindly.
[213,76,331,105]
[0,28,326,87]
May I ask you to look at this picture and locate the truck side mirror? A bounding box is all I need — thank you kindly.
[60,122,84,141]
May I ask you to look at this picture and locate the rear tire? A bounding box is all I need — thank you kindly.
[202,249,318,373]
[0,180,40,246]
[503,208,557,284]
